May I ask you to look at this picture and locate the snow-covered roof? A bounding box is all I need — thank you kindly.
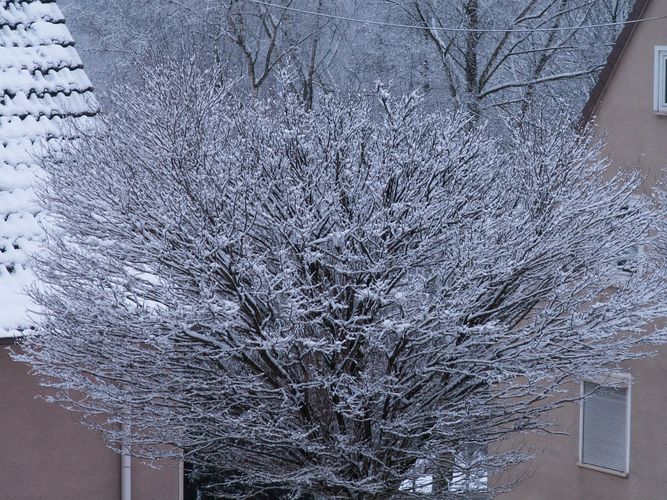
[0,0,94,337]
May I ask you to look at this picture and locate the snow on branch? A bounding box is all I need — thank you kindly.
[16,61,667,498]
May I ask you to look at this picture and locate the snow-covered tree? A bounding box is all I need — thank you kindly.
[59,0,357,107]
[384,0,634,117]
[60,0,632,117]
[18,63,667,498]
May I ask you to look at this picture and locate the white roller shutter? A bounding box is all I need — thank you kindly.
[581,381,629,473]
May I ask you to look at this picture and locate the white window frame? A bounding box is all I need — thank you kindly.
[578,373,631,477]
[654,46,667,113]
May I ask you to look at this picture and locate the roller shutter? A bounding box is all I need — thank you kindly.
[581,381,628,473]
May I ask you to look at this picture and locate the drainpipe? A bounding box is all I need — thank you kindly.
[121,423,132,500]
[179,460,184,500]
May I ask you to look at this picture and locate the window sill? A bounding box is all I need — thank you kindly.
[577,462,628,478]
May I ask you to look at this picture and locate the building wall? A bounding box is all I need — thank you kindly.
[503,0,667,497]
[593,0,667,187]
[499,349,667,499]
[0,344,180,500]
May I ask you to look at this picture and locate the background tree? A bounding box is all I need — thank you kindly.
[18,63,667,498]
[59,0,357,107]
[59,0,633,116]
[383,0,633,117]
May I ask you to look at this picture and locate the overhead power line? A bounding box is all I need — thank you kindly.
[247,0,667,34]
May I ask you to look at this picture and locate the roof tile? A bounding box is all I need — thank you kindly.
[0,0,94,336]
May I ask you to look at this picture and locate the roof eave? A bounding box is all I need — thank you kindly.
[580,0,652,125]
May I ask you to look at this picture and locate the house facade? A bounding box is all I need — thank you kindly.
[502,0,667,498]
[0,2,180,498]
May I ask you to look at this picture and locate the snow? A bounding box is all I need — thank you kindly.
[0,1,95,337]
[0,262,35,334]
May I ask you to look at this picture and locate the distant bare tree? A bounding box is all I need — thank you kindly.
[59,0,633,117]
[60,0,354,106]
[221,0,351,105]
[384,0,633,117]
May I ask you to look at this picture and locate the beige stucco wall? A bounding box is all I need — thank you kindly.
[0,344,180,500]
[500,349,667,499]
[504,1,667,498]
[593,0,667,186]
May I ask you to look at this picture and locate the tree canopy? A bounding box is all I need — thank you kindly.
[17,65,667,498]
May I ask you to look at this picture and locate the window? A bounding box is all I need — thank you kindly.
[654,46,667,113]
[616,244,639,275]
[579,375,631,476]
[449,448,488,495]
[613,199,643,280]
[398,451,488,495]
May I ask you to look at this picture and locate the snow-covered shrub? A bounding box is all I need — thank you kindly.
[17,64,667,498]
